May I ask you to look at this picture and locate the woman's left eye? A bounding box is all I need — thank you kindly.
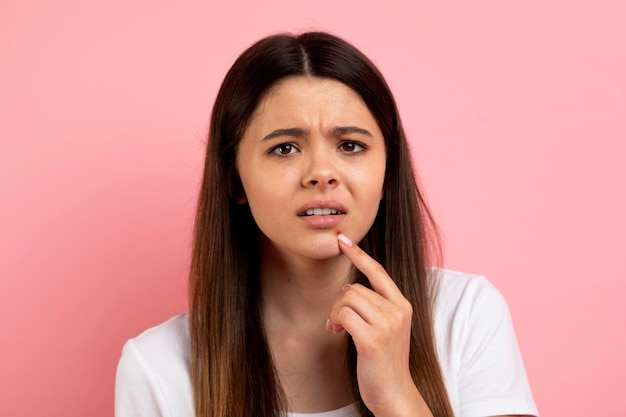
[339,141,365,153]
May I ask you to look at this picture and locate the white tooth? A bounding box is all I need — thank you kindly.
[304,208,341,216]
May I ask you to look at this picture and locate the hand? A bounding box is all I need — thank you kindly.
[327,234,433,417]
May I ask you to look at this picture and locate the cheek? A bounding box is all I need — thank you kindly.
[368,166,386,210]
[351,166,385,218]
[241,167,298,213]
[353,163,385,195]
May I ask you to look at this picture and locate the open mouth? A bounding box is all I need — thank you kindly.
[300,208,344,216]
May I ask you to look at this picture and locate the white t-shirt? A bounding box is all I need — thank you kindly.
[115,269,539,417]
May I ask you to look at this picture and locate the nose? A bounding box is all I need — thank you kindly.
[302,148,338,189]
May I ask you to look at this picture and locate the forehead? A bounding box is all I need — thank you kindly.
[262,76,362,102]
[248,76,377,128]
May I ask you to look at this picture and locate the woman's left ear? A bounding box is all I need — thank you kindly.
[227,165,248,204]
[236,194,247,204]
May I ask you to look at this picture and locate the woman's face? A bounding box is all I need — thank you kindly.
[236,76,386,262]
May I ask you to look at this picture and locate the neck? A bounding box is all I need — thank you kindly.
[259,240,353,328]
[258,238,356,412]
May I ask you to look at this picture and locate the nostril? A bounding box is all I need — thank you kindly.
[306,176,337,187]
[309,179,336,186]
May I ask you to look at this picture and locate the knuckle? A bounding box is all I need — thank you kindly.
[342,283,364,301]
[391,308,405,323]
[337,306,352,321]
[372,263,387,277]
[401,299,413,315]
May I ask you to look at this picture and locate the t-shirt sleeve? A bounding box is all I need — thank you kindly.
[456,277,539,417]
[115,339,170,417]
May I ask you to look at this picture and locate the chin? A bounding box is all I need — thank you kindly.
[261,232,342,262]
[295,232,347,260]
[289,237,339,260]
[304,247,342,260]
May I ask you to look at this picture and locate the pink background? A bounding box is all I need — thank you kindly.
[1,0,625,415]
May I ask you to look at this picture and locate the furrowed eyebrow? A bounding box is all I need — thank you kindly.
[260,126,373,142]
[261,128,306,142]
[330,126,373,137]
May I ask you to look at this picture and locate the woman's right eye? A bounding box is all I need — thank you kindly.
[270,143,299,156]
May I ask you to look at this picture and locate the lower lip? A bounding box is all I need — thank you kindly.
[299,214,346,229]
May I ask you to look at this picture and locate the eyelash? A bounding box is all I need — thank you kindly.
[269,143,299,157]
[269,141,367,157]
[338,141,366,154]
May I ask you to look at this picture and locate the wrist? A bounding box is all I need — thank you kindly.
[369,381,433,417]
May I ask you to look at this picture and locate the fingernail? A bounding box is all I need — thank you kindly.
[325,319,331,331]
[332,324,344,334]
[337,233,352,247]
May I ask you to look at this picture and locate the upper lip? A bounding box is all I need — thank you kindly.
[296,200,348,216]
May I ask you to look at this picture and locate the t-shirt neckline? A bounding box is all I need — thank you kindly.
[280,403,358,417]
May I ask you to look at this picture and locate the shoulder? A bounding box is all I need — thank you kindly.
[120,312,191,379]
[431,268,507,317]
[115,313,193,417]
[431,268,514,352]
[432,269,509,324]
[128,312,190,361]
[430,269,539,417]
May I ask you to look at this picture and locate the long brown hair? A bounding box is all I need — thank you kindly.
[189,31,454,417]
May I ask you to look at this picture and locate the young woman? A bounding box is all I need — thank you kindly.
[115,32,538,417]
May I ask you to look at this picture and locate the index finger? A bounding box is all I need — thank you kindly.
[337,233,402,300]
